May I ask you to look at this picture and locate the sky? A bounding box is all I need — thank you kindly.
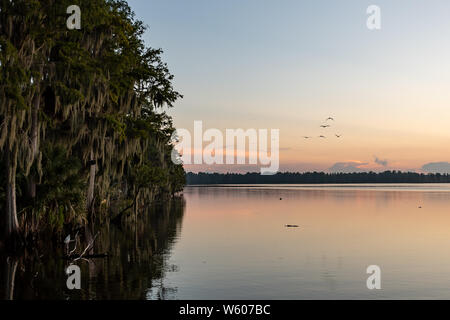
[127,0,450,173]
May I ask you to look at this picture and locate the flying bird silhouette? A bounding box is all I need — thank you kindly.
[326,117,334,121]
[303,136,312,139]
[319,135,326,138]
[335,134,342,138]
[320,125,330,128]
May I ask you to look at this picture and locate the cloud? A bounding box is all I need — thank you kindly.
[328,161,369,173]
[421,162,450,174]
[374,156,388,167]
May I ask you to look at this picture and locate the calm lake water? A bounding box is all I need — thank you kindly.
[3,184,450,299]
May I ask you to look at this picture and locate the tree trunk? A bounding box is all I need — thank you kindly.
[3,257,18,300]
[28,89,41,200]
[5,148,19,239]
[87,149,96,215]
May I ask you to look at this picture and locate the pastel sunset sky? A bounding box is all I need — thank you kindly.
[128,0,450,173]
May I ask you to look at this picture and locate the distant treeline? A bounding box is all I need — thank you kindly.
[186,171,450,185]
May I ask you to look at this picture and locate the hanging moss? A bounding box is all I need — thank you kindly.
[0,0,185,243]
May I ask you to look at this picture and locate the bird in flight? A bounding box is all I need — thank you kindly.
[303,136,312,139]
[319,135,326,138]
[335,134,342,138]
[320,125,330,128]
[326,117,334,121]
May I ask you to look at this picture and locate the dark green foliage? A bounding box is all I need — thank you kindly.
[34,145,86,228]
[0,0,185,242]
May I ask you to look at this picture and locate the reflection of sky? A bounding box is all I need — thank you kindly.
[163,186,450,299]
[128,0,450,172]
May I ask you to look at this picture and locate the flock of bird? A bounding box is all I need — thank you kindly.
[303,117,342,139]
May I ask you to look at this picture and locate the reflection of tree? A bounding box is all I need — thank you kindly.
[0,198,185,300]
[88,197,185,300]
[1,257,18,300]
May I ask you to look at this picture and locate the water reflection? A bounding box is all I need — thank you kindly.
[164,185,450,299]
[0,198,185,300]
[4,185,450,299]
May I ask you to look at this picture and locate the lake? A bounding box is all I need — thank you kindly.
[2,184,450,299]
